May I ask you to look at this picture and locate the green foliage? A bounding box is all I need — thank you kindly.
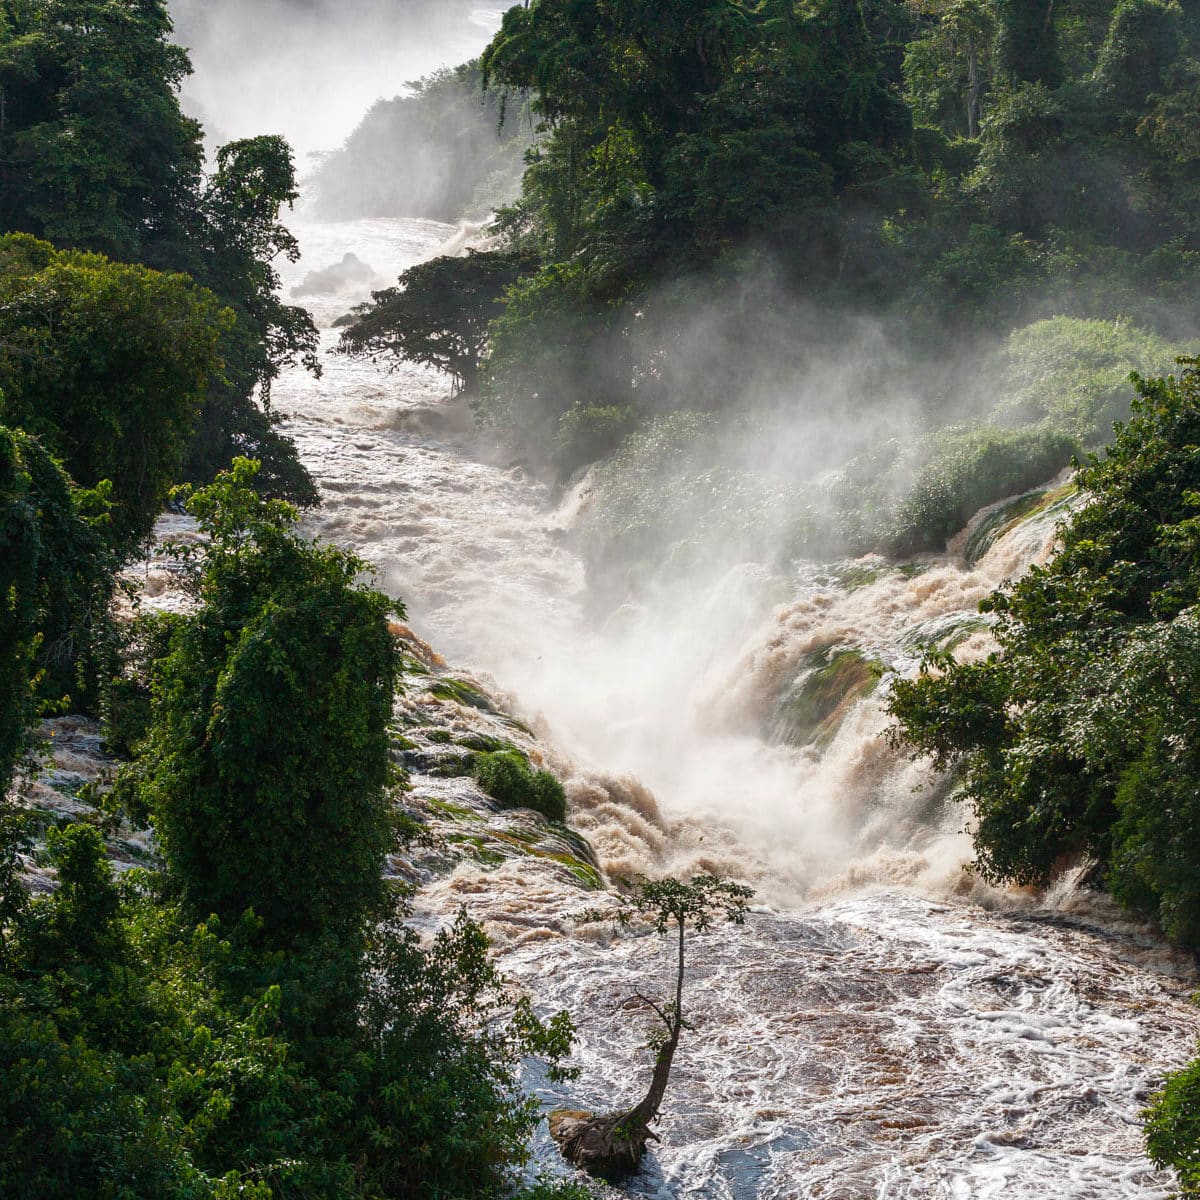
[1145,1043,1200,1194]
[118,459,402,950]
[479,258,629,454]
[1095,0,1183,111]
[0,3,319,504]
[514,1182,601,1200]
[904,0,996,137]
[832,423,1078,556]
[0,424,113,789]
[477,0,922,436]
[993,0,1062,86]
[964,0,1199,257]
[3,458,581,1197]
[0,824,321,1200]
[0,0,201,261]
[624,874,753,937]
[345,907,578,1198]
[476,750,568,822]
[180,135,321,505]
[556,404,639,475]
[0,234,228,550]
[0,811,579,1198]
[889,362,1200,948]
[339,250,531,398]
[993,316,1184,443]
[906,223,1045,331]
[468,0,1200,464]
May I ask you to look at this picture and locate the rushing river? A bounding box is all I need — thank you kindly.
[273,216,1200,1199]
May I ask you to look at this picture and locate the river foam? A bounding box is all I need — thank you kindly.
[273,214,1200,1199]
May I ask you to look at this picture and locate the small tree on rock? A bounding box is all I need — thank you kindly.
[551,874,753,1179]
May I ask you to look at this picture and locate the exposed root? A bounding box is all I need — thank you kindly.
[548,1108,659,1179]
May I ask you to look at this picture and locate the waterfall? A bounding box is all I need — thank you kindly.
[255,213,1200,1199]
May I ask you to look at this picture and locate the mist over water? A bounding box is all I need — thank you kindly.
[169,1,503,156]
[175,4,1200,1188]
[263,213,1200,1195]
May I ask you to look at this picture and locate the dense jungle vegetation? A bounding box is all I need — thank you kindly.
[347,0,1200,463]
[0,3,586,1196]
[887,361,1200,1186]
[5,0,1200,1193]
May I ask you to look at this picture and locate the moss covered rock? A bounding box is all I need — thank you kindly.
[475,750,567,822]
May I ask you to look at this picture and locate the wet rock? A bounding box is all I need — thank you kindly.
[548,1108,657,1179]
[290,251,380,297]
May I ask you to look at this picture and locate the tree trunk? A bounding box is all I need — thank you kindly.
[458,352,479,399]
[966,38,980,139]
[550,920,686,1178]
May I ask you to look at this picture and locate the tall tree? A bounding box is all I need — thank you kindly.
[904,0,996,137]
[0,1,319,502]
[120,460,400,952]
[0,0,202,262]
[181,135,321,503]
[338,250,530,397]
[0,235,228,551]
[483,0,757,188]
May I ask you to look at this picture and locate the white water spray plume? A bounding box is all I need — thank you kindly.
[152,6,1200,1194]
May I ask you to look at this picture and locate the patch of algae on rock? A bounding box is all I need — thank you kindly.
[773,645,883,749]
[391,630,603,892]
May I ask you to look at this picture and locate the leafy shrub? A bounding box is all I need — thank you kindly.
[345,908,577,1198]
[0,812,580,1199]
[515,1182,600,1200]
[0,423,113,787]
[833,424,1078,556]
[992,316,1182,444]
[0,824,306,1200]
[476,750,568,822]
[0,235,228,552]
[1145,1046,1200,1195]
[116,459,401,950]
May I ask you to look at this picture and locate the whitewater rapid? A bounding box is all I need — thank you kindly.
[274,215,1200,1199]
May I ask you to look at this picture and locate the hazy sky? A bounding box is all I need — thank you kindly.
[169,1,505,160]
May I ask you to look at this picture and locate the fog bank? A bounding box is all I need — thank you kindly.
[168,0,503,158]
